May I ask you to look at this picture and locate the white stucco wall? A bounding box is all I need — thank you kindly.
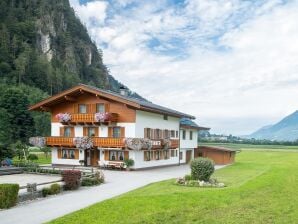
[180,128,198,149]
[117,123,136,137]
[51,123,62,136]
[135,110,180,138]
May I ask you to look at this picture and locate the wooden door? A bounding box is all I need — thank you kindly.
[186,150,192,163]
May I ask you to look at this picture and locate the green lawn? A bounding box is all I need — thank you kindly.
[13,153,51,165]
[49,150,298,224]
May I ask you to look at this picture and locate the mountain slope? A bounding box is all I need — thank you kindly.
[249,111,298,141]
[0,0,141,98]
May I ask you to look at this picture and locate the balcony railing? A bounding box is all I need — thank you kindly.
[57,113,118,124]
[45,137,179,149]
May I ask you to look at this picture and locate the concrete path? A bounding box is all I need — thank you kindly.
[0,165,225,224]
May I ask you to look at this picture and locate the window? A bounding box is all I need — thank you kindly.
[171,149,178,157]
[64,127,71,137]
[198,152,203,157]
[109,151,124,161]
[62,149,75,159]
[182,130,186,140]
[171,130,175,138]
[87,127,96,137]
[176,131,179,138]
[190,131,193,140]
[164,150,169,159]
[163,114,168,120]
[79,104,87,114]
[96,103,105,113]
[113,127,121,138]
[144,151,151,161]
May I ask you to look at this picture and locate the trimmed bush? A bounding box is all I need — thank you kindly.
[0,184,19,209]
[81,177,100,186]
[42,187,51,197]
[50,183,61,194]
[27,154,38,161]
[62,170,81,190]
[184,174,193,181]
[190,158,215,181]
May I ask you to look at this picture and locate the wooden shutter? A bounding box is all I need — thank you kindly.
[120,127,125,138]
[104,151,109,160]
[73,104,78,113]
[124,151,129,160]
[75,149,79,159]
[70,127,75,137]
[83,127,87,136]
[90,104,96,113]
[108,127,113,137]
[57,148,62,158]
[104,103,110,112]
[60,127,64,136]
[94,127,99,137]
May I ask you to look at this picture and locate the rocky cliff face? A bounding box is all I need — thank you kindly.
[0,0,143,99]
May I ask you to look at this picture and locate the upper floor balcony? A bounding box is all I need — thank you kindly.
[55,112,118,125]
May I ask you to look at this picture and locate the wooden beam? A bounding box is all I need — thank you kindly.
[40,106,51,112]
[64,95,76,102]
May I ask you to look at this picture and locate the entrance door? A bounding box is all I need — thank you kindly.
[186,150,192,163]
[86,150,91,166]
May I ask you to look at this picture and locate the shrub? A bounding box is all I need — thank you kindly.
[184,174,193,181]
[27,154,38,161]
[190,158,215,181]
[41,187,51,197]
[62,170,81,190]
[50,183,61,194]
[0,184,19,208]
[124,159,134,168]
[93,170,104,183]
[81,177,100,186]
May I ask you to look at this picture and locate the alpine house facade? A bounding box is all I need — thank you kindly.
[29,84,203,170]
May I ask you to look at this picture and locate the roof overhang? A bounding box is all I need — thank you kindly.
[181,125,210,130]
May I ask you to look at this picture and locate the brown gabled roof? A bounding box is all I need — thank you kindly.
[29,84,195,119]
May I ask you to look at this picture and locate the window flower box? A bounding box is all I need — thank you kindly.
[29,137,46,147]
[94,112,111,122]
[73,137,93,150]
[56,113,72,123]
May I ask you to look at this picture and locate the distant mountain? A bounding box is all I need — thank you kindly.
[249,111,298,141]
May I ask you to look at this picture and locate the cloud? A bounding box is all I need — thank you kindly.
[70,0,298,135]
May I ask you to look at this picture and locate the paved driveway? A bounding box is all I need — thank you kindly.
[0,165,225,224]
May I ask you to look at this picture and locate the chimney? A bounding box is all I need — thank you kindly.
[119,86,128,97]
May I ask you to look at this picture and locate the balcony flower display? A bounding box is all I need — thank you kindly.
[94,112,111,122]
[125,138,152,150]
[73,137,93,150]
[56,113,71,123]
[162,138,172,149]
[29,137,46,147]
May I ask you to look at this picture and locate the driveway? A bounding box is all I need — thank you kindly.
[0,165,225,224]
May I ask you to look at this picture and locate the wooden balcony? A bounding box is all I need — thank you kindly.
[45,137,125,148]
[45,137,178,149]
[60,113,118,124]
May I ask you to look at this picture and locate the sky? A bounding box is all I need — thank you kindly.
[69,0,298,135]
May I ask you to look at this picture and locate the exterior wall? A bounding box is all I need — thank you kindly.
[179,148,194,164]
[180,128,198,148]
[195,146,236,165]
[135,110,180,138]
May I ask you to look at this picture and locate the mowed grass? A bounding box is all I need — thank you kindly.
[49,151,298,224]
[13,153,51,165]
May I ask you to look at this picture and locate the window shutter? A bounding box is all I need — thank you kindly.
[73,104,78,113]
[83,127,87,136]
[90,104,96,113]
[57,148,62,158]
[108,127,113,137]
[94,127,99,137]
[60,127,64,136]
[104,151,109,160]
[124,151,129,160]
[75,149,79,159]
[70,127,75,137]
[120,127,125,138]
[104,103,110,112]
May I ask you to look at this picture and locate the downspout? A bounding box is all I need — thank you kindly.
[178,121,181,166]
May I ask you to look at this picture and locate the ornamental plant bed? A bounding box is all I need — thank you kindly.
[62,170,82,190]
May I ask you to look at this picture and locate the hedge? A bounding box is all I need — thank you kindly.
[0,184,19,209]
[62,170,81,190]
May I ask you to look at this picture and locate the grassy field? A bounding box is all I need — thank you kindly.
[49,150,298,224]
[200,142,298,151]
[13,153,51,165]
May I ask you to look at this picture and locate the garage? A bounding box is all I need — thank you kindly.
[194,146,237,165]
